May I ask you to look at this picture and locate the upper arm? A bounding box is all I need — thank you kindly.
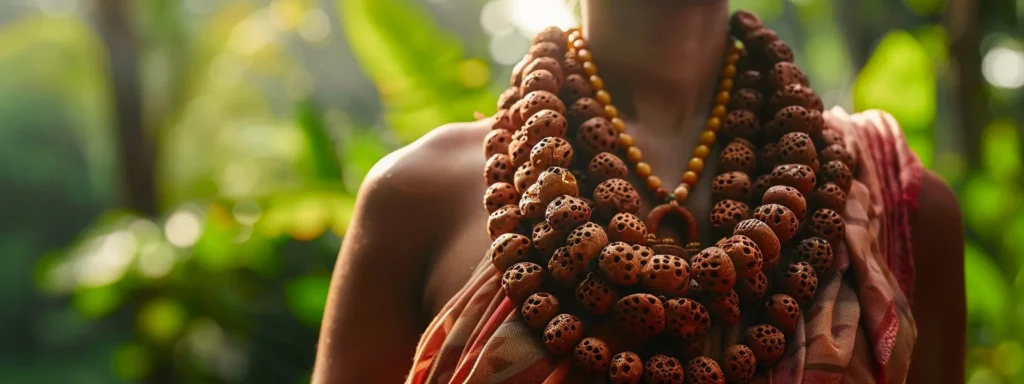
[312,122,487,384]
[908,170,965,383]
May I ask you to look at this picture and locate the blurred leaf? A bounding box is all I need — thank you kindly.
[981,119,1022,182]
[342,130,390,192]
[338,0,494,142]
[965,242,1011,335]
[112,343,152,381]
[962,175,1022,236]
[138,298,187,343]
[913,24,949,66]
[903,0,945,16]
[853,30,936,132]
[284,274,331,327]
[905,131,934,168]
[1004,213,1024,264]
[296,101,343,183]
[73,285,123,319]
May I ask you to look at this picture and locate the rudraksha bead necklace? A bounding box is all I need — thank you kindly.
[481,10,855,383]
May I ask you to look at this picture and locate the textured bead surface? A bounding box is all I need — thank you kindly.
[746,324,786,366]
[665,297,711,340]
[576,117,619,156]
[644,355,685,384]
[736,271,768,302]
[719,140,758,175]
[520,69,560,97]
[820,143,855,168]
[519,91,566,126]
[598,242,643,286]
[769,84,823,113]
[641,254,691,297]
[548,247,579,285]
[497,87,519,111]
[484,153,515,185]
[521,292,560,328]
[723,345,757,383]
[759,143,781,173]
[819,160,854,194]
[735,71,762,89]
[707,289,741,325]
[508,133,532,167]
[492,109,516,132]
[607,213,648,245]
[563,50,585,76]
[484,182,519,213]
[576,275,620,314]
[488,205,525,240]
[762,185,807,220]
[530,136,574,169]
[567,97,604,128]
[609,352,644,384]
[691,247,737,293]
[533,26,565,46]
[711,171,753,202]
[593,178,642,218]
[752,174,773,203]
[488,233,532,271]
[514,163,540,194]
[744,28,779,58]
[808,208,846,244]
[544,314,584,355]
[733,219,781,269]
[777,132,819,171]
[523,57,565,86]
[781,261,818,304]
[709,199,751,233]
[613,293,666,339]
[574,337,612,375]
[771,105,823,137]
[566,222,608,272]
[587,152,628,183]
[813,128,846,149]
[529,41,563,60]
[765,293,801,334]
[763,40,794,64]
[545,195,592,231]
[770,164,817,195]
[722,110,761,139]
[728,88,763,112]
[686,356,726,384]
[483,129,513,159]
[811,182,847,211]
[730,10,764,36]
[531,221,567,257]
[561,74,592,103]
[795,237,834,272]
[521,109,568,145]
[717,235,763,278]
[753,203,800,243]
[502,262,545,302]
[533,167,579,201]
[766,61,808,92]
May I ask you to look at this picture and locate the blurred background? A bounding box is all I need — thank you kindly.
[0,0,1020,382]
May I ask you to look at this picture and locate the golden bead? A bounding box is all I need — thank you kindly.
[700,130,717,145]
[636,162,652,178]
[715,91,730,105]
[694,145,711,159]
[681,171,699,186]
[719,78,734,92]
[611,117,626,133]
[727,53,740,65]
[706,117,721,131]
[595,90,611,105]
[626,147,643,163]
[583,60,597,74]
[674,185,690,201]
[568,31,582,42]
[604,104,618,119]
[723,64,737,78]
[573,39,588,50]
[617,133,634,148]
[589,75,604,90]
[712,105,727,118]
[646,176,662,190]
[579,49,594,63]
[688,158,705,173]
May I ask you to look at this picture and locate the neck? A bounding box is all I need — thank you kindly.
[580,0,730,135]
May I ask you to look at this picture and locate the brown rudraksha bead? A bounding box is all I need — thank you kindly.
[607,212,648,245]
[745,324,786,366]
[665,297,711,340]
[577,116,619,156]
[795,236,834,272]
[598,242,643,286]
[765,293,801,334]
[818,159,853,194]
[777,132,819,171]
[686,356,726,384]
[781,261,818,304]
[717,235,763,278]
[709,199,751,233]
[487,204,525,240]
[545,195,592,231]
[548,246,579,286]
[721,109,761,140]
[574,337,612,375]
[762,185,807,220]
[733,219,781,269]
[719,140,758,175]
[609,351,644,384]
[530,136,574,169]
[484,153,514,185]
[644,355,685,384]
[736,271,768,302]
[752,203,800,243]
[807,208,845,244]
[521,292,560,328]
[593,178,642,218]
[576,275,620,314]
[613,293,666,339]
[706,289,741,325]
[484,182,519,213]
[641,254,691,298]
[502,262,545,302]
[544,313,584,355]
[520,69,560,96]
[587,152,628,183]
[711,171,753,202]
[566,222,608,272]
[770,164,817,195]
[810,182,847,212]
[488,233,532,271]
[483,129,512,159]
[723,345,757,383]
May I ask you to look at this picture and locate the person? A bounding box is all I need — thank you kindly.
[311,1,965,383]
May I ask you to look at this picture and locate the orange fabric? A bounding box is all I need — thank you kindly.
[407,107,922,384]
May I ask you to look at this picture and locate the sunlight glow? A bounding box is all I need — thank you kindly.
[982,47,1024,89]
[73,231,137,288]
[507,0,576,37]
[165,209,203,248]
[299,9,331,43]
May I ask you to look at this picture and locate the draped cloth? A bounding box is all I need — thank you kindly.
[406,107,922,384]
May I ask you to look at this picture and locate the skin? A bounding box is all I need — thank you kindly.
[312,1,965,383]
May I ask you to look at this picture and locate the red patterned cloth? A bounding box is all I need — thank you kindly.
[407,107,922,384]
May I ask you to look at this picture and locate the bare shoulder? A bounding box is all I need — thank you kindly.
[359,120,491,209]
[914,170,961,231]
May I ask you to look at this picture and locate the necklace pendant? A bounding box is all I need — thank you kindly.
[645,202,701,258]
